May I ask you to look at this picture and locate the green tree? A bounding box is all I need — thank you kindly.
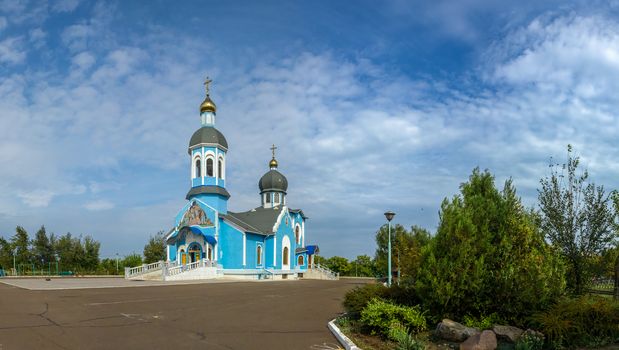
[416,168,565,323]
[538,145,617,294]
[351,254,376,277]
[32,226,54,267]
[0,237,12,271]
[143,231,166,264]
[122,253,143,268]
[375,224,431,283]
[11,226,31,266]
[325,256,352,275]
[82,236,100,272]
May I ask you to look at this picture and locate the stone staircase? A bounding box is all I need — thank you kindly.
[303,264,339,280]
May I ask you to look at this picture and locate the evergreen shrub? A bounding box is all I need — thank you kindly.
[360,298,427,338]
[532,295,619,348]
[343,283,388,318]
[415,169,566,324]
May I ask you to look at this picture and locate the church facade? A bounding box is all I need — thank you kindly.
[163,81,319,279]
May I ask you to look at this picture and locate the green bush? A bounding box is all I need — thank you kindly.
[515,331,544,350]
[532,296,619,348]
[343,283,389,318]
[462,313,502,330]
[415,169,566,323]
[389,323,426,350]
[360,298,427,338]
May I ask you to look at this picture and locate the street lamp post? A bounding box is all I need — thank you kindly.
[384,211,395,287]
[116,253,120,273]
[13,248,17,276]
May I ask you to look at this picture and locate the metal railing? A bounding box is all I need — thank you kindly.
[125,261,164,279]
[314,263,340,280]
[164,259,216,277]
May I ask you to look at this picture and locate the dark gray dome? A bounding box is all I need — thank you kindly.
[259,169,288,193]
[189,127,228,149]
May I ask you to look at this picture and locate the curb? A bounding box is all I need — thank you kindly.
[328,318,362,350]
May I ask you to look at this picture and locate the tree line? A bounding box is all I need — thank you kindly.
[0,226,167,275]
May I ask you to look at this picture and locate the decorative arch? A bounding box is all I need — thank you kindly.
[256,244,263,266]
[297,255,304,266]
[295,224,301,244]
[218,156,225,179]
[282,235,291,269]
[193,155,202,178]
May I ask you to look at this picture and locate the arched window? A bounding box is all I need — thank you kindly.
[218,157,224,179]
[295,226,300,244]
[274,193,280,203]
[206,158,213,177]
[265,193,271,203]
[257,245,262,265]
[207,246,212,260]
[283,247,289,265]
[297,255,304,265]
[195,159,201,178]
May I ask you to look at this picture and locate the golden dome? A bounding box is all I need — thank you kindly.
[200,95,216,113]
[269,158,278,168]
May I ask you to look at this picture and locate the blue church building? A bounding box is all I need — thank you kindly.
[162,80,321,280]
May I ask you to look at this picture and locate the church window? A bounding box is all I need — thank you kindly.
[206,158,213,176]
[295,226,300,244]
[257,245,262,265]
[195,159,201,178]
[266,194,271,203]
[218,157,224,179]
[283,247,289,265]
[274,193,280,203]
[297,255,304,265]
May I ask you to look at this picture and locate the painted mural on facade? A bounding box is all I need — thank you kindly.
[179,201,213,227]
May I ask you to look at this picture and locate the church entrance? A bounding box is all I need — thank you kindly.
[188,243,202,263]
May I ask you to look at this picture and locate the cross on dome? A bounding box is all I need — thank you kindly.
[269,144,278,169]
[203,76,212,95]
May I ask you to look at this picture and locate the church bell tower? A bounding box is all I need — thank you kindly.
[186,78,230,213]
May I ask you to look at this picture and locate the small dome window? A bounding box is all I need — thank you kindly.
[195,159,201,178]
[206,158,214,177]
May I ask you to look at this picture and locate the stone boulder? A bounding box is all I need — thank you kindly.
[436,319,480,342]
[460,330,497,350]
[492,325,523,343]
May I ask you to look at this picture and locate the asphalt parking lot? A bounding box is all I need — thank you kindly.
[0,278,367,350]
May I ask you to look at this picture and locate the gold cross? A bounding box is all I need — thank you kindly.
[204,76,212,95]
[270,144,277,158]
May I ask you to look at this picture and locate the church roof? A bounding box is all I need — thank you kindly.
[224,206,285,235]
[189,126,228,151]
[288,208,308,219]
[259,169,288,193]
[186,185,231,200]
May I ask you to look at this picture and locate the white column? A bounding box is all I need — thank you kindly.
[215,148,219,186]
[273,236,277,268]
[242,233,246,267]
[201,147,205,185]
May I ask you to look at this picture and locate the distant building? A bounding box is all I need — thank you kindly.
[163,80,320,279]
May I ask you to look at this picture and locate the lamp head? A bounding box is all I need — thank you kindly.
[384,211,395,222]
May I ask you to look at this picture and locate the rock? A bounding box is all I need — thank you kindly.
[436,319,480,342]
[492,325,523,343]
[460,330,497,350]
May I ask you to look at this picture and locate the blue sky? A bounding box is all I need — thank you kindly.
[1,0,619,260]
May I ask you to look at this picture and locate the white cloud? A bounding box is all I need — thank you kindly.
[85,200,114,211]
[0,37,25,64]
[52,0,80,13]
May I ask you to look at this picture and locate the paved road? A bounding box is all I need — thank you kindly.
[0,278,367,350]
